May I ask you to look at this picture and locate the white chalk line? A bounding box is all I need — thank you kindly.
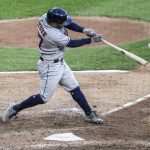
[21,107,82,116]
[102,93,150,116]
[0,71,37,74]
[0,70,128,74]
[42,107,81,114]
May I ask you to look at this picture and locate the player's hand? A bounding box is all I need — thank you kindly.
[91,34,102,42]
[83,28,96,37]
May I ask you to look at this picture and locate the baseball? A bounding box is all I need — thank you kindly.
[148,43,150,49]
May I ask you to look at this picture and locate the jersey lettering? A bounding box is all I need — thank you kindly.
[37,22,47,49]
[38,22,47,37]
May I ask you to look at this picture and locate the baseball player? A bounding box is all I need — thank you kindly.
[2,7,103,124]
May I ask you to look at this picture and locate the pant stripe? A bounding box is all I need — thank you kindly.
[41,64,50,99]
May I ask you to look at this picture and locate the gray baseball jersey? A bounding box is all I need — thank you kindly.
[37,14,78,102]
[38,14,70,61]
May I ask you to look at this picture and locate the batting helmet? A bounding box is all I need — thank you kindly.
[47,7,67,25]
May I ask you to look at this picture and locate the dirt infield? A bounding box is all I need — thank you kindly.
[0,17,150,149]
[0,17,150,48]
[0,70,150,150]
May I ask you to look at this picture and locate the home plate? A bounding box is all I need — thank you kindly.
[44,133,84,142]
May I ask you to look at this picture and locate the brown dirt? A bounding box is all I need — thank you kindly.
[134,63,150,73]
[0,71,150,150]
[0,17,150,48]
[0,17,150,150]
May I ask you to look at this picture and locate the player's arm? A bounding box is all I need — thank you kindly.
[48,29,101,48]
[66,34,102,48]
[66,38,91,47]
[65,22,84,33]
[64,16,97,37]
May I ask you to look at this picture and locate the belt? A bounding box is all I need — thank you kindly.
[40,57,63,63]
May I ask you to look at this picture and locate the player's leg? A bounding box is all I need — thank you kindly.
[60,62,103,123]
[70,86,92,115]
[38,60,65,102]
[2,94,44,122]
[2,60,63,122]
[70,87,103,123]
[60,61,92,114]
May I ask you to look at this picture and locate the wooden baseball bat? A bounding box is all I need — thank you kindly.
[102,39,148,66]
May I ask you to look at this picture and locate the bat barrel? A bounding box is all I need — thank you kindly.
[102,39,148,66]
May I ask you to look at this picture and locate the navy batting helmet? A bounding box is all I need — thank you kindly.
[47,7,67,25]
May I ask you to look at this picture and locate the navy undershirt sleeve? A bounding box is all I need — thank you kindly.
[65,22,84,33]
[65,22,91,47]
[66,38,91,48]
